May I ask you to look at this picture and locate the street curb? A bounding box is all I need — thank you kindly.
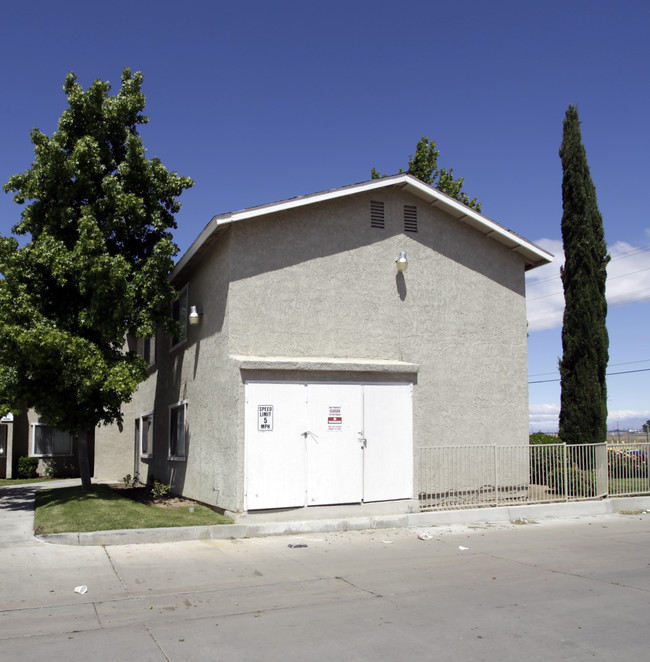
[37,496,650,546]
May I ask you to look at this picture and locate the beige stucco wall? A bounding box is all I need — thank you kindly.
[95,232,243,512]
[95,186,530,512]
[227,189,529,452]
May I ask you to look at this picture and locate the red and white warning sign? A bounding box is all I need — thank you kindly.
[328,406,342,430]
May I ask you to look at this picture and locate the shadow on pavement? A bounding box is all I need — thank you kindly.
[0,487,37,513]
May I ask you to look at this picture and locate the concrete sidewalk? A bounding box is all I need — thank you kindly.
[2,479,649,546]
[1,513,649,661]
[0,479,83,546]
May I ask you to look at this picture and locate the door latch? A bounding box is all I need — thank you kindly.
[302,430,318,443]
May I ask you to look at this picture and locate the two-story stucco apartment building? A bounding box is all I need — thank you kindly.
[91,173,552,516]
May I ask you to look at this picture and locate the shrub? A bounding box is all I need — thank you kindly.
[548,465,597,497]
[529,433,560,445]
[150,480,174,500]
[18,456,39,479]
[529,433,564,486]
[122,474,134,488]
[608,450,645,478]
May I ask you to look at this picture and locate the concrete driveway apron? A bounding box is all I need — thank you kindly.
[0,485,38,546]
[0,480,81,547]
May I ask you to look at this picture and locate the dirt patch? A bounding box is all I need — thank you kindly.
[109,484,203,510]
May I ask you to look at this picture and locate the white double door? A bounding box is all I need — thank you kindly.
[245,382,413,510]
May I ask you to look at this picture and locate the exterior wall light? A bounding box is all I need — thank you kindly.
[395,251,408,272]
[188,305,202,325]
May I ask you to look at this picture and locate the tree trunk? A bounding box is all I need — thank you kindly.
[77,430,92,491]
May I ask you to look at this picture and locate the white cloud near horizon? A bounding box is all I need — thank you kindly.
[528,403,560,431]
[525,235,650,332]
[529,403,650,433]
[607,409,650,428]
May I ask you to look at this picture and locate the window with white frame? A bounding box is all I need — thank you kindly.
[31,424,73,457]
[170,285,188,349]
[168,401,187,460]
[135,413,154,458]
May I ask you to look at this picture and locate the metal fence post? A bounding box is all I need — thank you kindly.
[494,444,498,506]
[563,443,569,502]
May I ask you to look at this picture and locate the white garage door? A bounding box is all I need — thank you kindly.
[363,384,414,502]
[245,382,413,510]
[306,383,364,506]
[245,382,307,510]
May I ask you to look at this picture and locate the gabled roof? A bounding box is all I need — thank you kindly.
[173,173,552,279]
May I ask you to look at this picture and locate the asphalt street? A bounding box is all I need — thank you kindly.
[0,485,649,661]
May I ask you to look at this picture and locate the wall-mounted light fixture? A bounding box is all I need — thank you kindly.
[188,305,202,325]
[395,251,408,272]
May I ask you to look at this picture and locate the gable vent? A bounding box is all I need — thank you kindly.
[370,200,385,229]
[404,205,418,233]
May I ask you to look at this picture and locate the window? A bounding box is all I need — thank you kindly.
[370,200,385,228]
[136,413,154,458]
[168,401,187,460]
[404,205,418,233]
[31,425,73,457]
[138,335,156,367]
[171,285,188,349]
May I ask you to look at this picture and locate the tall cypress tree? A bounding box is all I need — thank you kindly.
[558,105,609,444]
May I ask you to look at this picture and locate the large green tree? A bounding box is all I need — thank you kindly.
[0,68,193,488]
[372,136,481,211]
[558,105,609,444]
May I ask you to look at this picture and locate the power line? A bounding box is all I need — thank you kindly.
[610,244,650,262]
[526,243,650,289]
[527,286,650,326]
[529,358,650,379]
[529,367,650,384]
[527,266,650,302]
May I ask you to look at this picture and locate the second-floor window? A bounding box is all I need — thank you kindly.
[171,285,188,349]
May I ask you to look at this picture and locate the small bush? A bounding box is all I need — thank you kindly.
[548,465,597,497]
[529,433,560,445]
[18,457,39,479]
[530,433,564,485]
[150,480,174,501]
[608,450,645,478]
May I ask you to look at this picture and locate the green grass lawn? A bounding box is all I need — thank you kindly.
[34,484,232,534]
[0,477,55,487]
[608,477,650,496]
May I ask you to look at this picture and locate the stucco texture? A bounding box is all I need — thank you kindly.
[94,185,530,513]
[228,189,528,446]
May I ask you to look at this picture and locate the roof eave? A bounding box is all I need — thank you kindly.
[172,173,553,280]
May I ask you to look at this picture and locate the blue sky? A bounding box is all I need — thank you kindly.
[1,1,649,432]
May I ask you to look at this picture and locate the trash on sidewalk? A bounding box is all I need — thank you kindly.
[74,585,88,594]
[288,544,308,549]
[458,546,469,551]
[417,533,433,540]
[381,540,394,544]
